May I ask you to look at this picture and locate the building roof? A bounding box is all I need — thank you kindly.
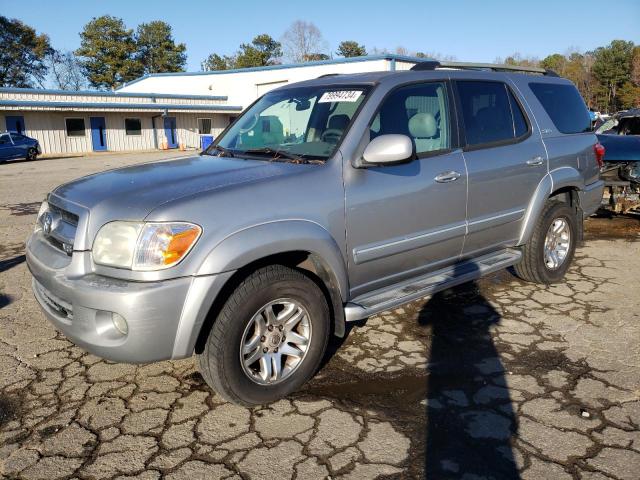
[0,87,241,113]
[118,54,425,89]
[0,86,227,101]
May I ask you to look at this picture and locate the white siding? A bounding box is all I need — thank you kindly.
[119,58,396,108]
[1,110,231,155]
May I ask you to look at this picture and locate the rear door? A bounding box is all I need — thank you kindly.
[454,80,547,257]
[345,81,468,296]
[9,133,29,158]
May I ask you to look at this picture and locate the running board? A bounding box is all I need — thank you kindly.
[344,248,522,322]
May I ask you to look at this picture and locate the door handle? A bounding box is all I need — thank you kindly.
[526,156,544,166]
[434,171,461,183]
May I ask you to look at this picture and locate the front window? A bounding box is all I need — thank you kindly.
[210,86,370,161]
[370,81,452,156]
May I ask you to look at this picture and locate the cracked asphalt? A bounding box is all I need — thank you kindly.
[1,152,639,480]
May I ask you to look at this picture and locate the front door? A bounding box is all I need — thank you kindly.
[345,81,468,297]
[0,133,18,160]
[90,117,108,151]
[163,117,178,148]
[453,80,547,257]
[5,116,25,135]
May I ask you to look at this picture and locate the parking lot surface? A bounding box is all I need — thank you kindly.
[1,152,639,479]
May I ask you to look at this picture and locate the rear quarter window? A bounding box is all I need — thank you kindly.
[529,82,591,134]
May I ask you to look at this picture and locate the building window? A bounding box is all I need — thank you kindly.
[125,118,142,136]
[65,118,85,137]
[198,118,212,135]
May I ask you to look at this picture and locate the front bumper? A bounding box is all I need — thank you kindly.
[26,231,230,364]
[579,180,605,217]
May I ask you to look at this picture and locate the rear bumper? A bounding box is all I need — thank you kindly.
[580,180,605,217]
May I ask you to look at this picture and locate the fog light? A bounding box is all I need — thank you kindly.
[112,313,128,335]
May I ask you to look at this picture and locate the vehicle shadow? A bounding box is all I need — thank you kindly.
[419,264,520,479]
[0,254,25,275]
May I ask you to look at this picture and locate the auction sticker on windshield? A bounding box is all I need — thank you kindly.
[318,91,363,103]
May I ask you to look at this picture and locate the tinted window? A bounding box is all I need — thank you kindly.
[508,89,529,137]
[125,118,142,136]
[10,134,25,141]
[529,82,591,134]
[371,82,451,155]
[457,81,524,146]
[0,134,11,145]
[65,118,85,137]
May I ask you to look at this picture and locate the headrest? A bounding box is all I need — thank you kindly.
[328,114,350,130]
[408,113,437,138]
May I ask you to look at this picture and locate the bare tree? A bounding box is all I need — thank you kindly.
[281,20,327,63]
[47,50,86,90]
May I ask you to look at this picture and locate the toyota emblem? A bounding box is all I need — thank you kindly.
[42,212,53,235]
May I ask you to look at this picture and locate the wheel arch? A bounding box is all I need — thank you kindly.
[190,221,349,356]
[518,168,584,245]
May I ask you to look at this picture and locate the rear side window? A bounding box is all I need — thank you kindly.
[529,82,591,134]
[456,81,529,147]
[508,90,528,137]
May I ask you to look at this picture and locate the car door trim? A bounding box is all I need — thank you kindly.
[353,221,466,264]
[467,208,526,234]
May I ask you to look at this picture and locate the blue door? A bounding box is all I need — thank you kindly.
[90,117,107,151]
[163,117,178,148]
[6,116,25,135]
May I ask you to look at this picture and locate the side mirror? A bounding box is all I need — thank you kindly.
[362,134,413,165]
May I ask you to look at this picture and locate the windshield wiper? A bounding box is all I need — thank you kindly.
[202,144,235,157]
[242,147,310,163]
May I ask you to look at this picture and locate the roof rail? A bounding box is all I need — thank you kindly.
[410,60,558,76]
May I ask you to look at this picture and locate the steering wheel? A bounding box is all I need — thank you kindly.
[238,114,259,134]
[321,129,343,144]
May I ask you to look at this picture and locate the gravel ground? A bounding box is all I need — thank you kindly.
[1,152,639,480]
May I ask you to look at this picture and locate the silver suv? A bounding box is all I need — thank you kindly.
[26,61,604,405]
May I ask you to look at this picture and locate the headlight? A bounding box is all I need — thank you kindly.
[93,221,202,271]
[34,200,49,231]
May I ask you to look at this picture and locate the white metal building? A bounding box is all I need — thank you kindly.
[0,55,421,157]
[118,54,419,108]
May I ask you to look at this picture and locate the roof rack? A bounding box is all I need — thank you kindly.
[410,60,558,76]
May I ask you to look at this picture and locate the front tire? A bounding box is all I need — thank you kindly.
[198,265,330,406]
[514,201,577,284]
[26,147,37,161]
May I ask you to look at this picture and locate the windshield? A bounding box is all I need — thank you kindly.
[207,85,370,161]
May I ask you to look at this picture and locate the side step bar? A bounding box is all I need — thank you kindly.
[344,248,522,322]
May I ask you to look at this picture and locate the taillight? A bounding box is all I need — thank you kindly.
[594,143,605,168]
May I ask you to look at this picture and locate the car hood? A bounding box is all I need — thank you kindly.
[52,154,312,220]
[597,134,640,162]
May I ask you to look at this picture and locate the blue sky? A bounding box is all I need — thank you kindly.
[2,0,639,71]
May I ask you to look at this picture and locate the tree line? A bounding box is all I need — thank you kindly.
[1,15,637,112]
[497,41,639,112]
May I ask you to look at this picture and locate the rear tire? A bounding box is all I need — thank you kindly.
[514,201,577,284]
[198,265,330,406]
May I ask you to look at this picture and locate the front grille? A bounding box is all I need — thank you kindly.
[49,203,79,226]
[44,201,79,255]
